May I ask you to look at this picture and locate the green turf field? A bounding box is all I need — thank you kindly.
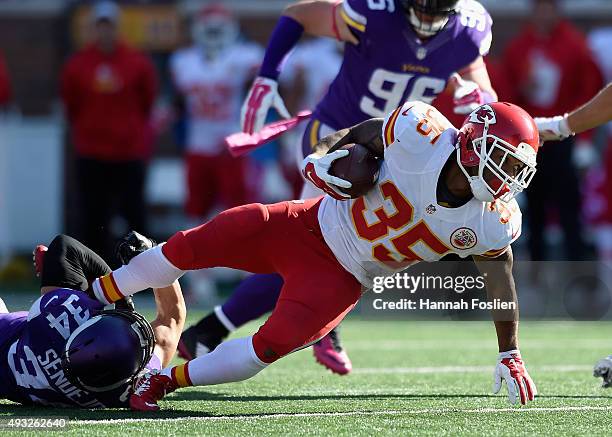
[2,317,612,436]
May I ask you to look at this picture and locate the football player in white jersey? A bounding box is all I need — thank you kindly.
[89,101,539,411]
[170,3,263,220]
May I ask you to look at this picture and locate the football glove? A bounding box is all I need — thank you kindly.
[534,114,573,142]
[241,76,291,134]
[493,349,537,405]
[451,74,486,115]
[302,150,352,200]
[593,354,612,388]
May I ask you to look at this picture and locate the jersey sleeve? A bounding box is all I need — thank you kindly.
[457,0,493,65]
[341,0,369,36]
[478,200,522,258]
[382,100,454,153]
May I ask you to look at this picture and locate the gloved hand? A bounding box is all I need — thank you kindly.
[240,76,291,134]
[534,114,573,142]
[493,349,537,405]
[302,150,352,200]
[450,73,487,115]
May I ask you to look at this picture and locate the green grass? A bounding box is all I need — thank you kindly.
[2,317,612,436]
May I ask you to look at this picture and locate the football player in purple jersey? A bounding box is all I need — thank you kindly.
[0,233,185,408]
[179,0,498,375]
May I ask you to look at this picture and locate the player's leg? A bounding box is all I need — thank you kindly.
[117,161,148,250]
[217,151,249,207]
[300,119,354,374]
[40,234,112,293]
[130,250,362,411]
[185,152,217,220]
[178,273,283,359]
[76,158,114,260]
[91,199,323,305]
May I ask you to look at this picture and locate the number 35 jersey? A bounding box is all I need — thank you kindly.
[314,0,492,130]
[318,101,522,287]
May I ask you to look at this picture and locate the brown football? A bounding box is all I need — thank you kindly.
[329,143,380,198]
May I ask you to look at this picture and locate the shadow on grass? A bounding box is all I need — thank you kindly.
[1,392,610,420]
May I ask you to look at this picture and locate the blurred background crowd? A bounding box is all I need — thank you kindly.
[0,0,610,312]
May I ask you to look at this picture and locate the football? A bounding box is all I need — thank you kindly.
[329,143,381,198]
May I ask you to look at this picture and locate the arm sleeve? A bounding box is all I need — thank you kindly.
[340,0,369,35]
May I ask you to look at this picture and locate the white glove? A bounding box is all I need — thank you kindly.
[240,76,291,134]
[493,349,537,405]
[450,73,486,115]
[302,150,352,200]
[534,114,574,142]
[593,354,612,387]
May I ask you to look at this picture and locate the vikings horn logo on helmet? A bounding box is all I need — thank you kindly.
[468,105,497,124]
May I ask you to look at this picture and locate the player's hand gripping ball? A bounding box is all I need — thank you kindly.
[328,144,380,198]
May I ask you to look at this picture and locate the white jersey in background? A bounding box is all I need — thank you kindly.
[318,101,522,287]
[170,43,263,155]
[282,38,343,111]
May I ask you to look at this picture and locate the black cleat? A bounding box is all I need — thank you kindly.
[115,231,156,265]
[177,312,229,360]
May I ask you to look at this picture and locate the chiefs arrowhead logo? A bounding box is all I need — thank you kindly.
[469,105,496,124]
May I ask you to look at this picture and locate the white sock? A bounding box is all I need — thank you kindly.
[162,336,267,386]
[92,244,185,304]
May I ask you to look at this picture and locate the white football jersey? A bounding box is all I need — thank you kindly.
[170,43,263,154]
[318,101,522,287]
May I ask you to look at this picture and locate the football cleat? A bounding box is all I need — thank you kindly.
[313,329,352,375]
[114,231,156,266]
[593,355,612,388]
[33,245,48,277]
[130,371,177,412]
[177,325,223,361]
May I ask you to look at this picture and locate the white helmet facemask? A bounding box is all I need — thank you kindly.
[456,121,538,203]
[408,7,450,37]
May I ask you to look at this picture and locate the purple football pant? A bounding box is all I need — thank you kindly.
[221,273,284,328]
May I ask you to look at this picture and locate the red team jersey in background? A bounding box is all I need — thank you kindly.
[0,50,10,106]
[60,42,158,161]
[501,20,603,118]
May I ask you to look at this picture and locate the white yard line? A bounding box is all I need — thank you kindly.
[72,406,612,425]
[351,364,593,374]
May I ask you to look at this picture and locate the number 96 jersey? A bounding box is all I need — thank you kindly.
[318,101,522,287]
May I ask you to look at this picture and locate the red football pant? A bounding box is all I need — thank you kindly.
[185,151,249,218]
[162,198,362,363]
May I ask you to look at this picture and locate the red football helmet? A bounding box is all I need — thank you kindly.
[191,3,238,55]
[456,102,539,202]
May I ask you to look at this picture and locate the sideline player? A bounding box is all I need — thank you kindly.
[0,233,185,408]
[170,3,262,221]
[180,0,498,375]
[90,101,540,410]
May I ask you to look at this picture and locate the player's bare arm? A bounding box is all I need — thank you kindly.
[473,248,537,405]
[472,249,518,352]
[536,82,612,141]
[284,0,358,44]
[314,118,385,157]
[150,281,186,368]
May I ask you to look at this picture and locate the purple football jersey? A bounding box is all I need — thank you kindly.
[313,0,492,129]
[0,288,160,408]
